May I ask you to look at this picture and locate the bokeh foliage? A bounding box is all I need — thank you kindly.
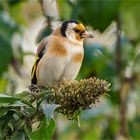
[0,0,140,140]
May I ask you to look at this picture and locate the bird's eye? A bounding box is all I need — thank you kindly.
[74,29,81,33]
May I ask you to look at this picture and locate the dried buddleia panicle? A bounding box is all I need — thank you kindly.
[29,77,110,120]
[47,77,111,119]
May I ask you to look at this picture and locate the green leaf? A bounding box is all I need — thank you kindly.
[0,34,13,75]
[10,129,31,140]
[77,115,81,127]
[35,26,52,44]
[9,2,27,26]
[57,0,72,20]
[63,0,120,32]
[0,77,8,93]
[15,91,30,98]
[42,101,60,126]
[31,119,56,140]
[0,106,9,118]
[9,101,30,107]
[0,94,34,109]
[0,94,20,104]
[0,11,20,75]
[19,99,34,109]
[120,2,140,40]
[45,119,56,140]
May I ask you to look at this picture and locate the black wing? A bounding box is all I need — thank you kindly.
[31,45,46,85]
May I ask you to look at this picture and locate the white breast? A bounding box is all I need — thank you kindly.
[62,42,84,80]
[64,41,83,55]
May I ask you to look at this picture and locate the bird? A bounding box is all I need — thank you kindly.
[31,20,94,87]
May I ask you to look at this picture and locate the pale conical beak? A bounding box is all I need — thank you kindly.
[82,31,94,38]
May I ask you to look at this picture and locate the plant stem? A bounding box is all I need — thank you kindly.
[116,16,128,138]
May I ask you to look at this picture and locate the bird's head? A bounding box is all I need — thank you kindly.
[60,20,94,44]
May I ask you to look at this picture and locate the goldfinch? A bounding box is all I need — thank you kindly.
[31,20,93,87]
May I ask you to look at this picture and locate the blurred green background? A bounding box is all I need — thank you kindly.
[0,0,140,140]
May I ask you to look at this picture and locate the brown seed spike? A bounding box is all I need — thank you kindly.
[47,77,111,119]
[29,77,111,120]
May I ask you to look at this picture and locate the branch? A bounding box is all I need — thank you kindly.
[0,77,110,139]
[115,16,128,138]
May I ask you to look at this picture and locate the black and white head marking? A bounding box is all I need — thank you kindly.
[61,20,79,37]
